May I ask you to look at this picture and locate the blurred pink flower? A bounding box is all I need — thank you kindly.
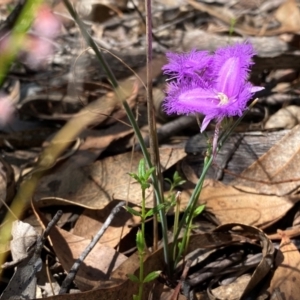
[32,4,61,39]
[21,35,55,68]
[20,4,61,69]
[0,4,61,69]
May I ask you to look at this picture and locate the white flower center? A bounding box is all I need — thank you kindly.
[217,92,229,105]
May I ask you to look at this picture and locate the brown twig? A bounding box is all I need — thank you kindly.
[145,0,164,252]
[170,260,192,300]
[58,201,125,295]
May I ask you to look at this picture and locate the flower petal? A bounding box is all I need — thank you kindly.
[162,49,212,81]
[178,88,217,108]
[212,42,255,97]
[249,86,264,93]
[201,115,213,132]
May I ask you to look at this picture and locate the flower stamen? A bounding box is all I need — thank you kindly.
[217,92,229,105]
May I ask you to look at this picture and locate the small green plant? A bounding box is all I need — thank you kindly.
[63,0,264,291]
[126,159,161,300]
[176,203,205,265]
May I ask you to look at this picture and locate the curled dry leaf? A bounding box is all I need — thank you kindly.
[211,223,275,300]
[1,221,40,300]
[268,230,300,299]
[265,105,300,129]
[184,130,288,184]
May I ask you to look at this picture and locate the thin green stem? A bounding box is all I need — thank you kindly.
[141,188,146,250]
[137,188,146,300]
[172,192,180,261]
[172,155,212,267]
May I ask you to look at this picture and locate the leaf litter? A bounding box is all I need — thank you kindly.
[1,0,300,299]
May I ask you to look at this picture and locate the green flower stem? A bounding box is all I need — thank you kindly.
[63,0,170,272]
[172,155,213,268]
[172,192,181,261]
[137,187,146,300]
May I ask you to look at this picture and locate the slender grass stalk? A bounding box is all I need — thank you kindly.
[173,155,212,267]
[63,0,171,271]
[145,0,164,252]
[172,192,181,261]
[136,186,146,300]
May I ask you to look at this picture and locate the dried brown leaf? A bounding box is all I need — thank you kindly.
[269,231,300,299]
[180,180,300,228]
[73,202,140,248]
[231,125,300,196]
[208,274,251,300]
[35,148,186,209]
[34,231,242,300]
[265,105,300,129]
[274,0,300,33]
[213,223,275,300]
[45,224,127,291]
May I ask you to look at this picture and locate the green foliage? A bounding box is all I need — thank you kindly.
[127,158,161,300]
[193,204,205,217]
[143,271,160,283]
[145,203,166,218]
[165,171,186,191]
[127,274,139,283]
[136,230,145,254]
[125,207,141,217]
[128,159,155,190]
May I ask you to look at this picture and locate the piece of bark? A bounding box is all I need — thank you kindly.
[184,130,289,184]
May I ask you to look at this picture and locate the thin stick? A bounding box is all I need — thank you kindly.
[170,259,192,300]
[145,0,164,253]
[58,201,125,295]
[42,210,63,240]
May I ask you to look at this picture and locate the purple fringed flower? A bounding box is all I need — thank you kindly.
[163,42,264,132]
[162,49,212,82]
